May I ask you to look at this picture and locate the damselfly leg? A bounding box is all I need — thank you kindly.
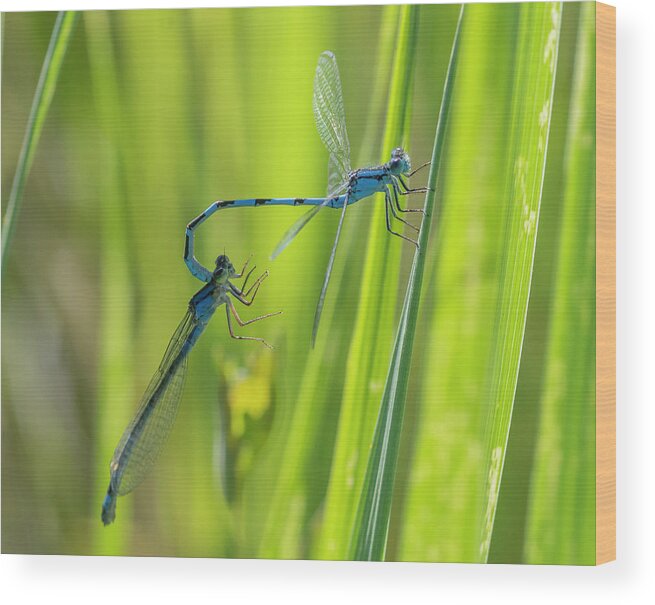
[407,160,431,178]
[387,188,420,232]
[385,189,419,248]
[233,253,254,279]
[226,298,281,349]
[230,270,270,306]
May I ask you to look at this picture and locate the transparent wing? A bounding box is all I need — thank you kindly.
[327,155,348,198]
[270,199,332,260]
[110,310,197,495]
[314,51,351,196]
[311,192,349,347]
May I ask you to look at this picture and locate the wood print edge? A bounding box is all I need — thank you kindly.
[595,0,616,565]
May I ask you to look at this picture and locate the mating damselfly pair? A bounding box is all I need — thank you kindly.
[102,51,429,525]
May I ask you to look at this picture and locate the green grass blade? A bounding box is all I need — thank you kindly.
[350,5,464,562]
[313,5,419,560]
[488,2,582,564]
[524,2,596,565]
[397,4,519,563]
[479,2,563,561]
[256,6,400,561]
[84,10,135,554]
[1,11,78,274]
[399,2,562,564]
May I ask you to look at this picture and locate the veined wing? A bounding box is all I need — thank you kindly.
[110,310,197,495]
[270,204,324,260]
[327,154,349,198]
[312,191,350,347]
[269,185,345,261]
[314,51,352,196]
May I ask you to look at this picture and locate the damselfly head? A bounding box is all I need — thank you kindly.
[388,147,411,175]
[214,254,236,281]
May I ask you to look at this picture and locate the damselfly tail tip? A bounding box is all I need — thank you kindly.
[101,486,117,526]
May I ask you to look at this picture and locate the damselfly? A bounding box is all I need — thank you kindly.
[185,51,429,346]
[101,253,280,525]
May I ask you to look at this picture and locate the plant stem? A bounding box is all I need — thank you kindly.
[1,11,78,275]
[350,4,464,562]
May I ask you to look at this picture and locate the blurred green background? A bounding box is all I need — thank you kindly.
[2,2,596,563]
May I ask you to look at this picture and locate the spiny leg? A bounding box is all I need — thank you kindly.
[397,176,431,198]
[400,186,431,195]
[225,305,272,349]
[225,299,280,349]
[387,187,419,233]
[385,191,419,249]
[234,254,254,279]
[391,180,426,215]
[229,297,281,325]
[234,253,263,295]
[239,264,257,293]
[243,270,268,299]
[408,160,431,178]
[231,270,269,305]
